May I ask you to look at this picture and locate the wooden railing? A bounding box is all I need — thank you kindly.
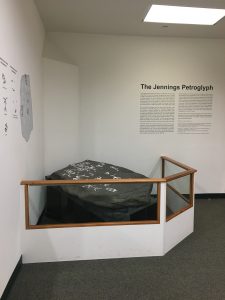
[161,156,197,221]
[21,156,197,229]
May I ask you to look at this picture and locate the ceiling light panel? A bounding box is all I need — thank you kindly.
[144,5,225,25]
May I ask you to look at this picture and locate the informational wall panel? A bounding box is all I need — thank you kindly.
[139,83,213,135]
[140,92,175,134]
[177,92,213,134]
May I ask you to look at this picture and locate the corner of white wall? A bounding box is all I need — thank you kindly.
[43,58,80,174]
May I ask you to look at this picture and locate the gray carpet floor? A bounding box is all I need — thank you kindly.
[6,198,225,300]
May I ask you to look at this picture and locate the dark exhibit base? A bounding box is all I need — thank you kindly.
[37,186,158,225]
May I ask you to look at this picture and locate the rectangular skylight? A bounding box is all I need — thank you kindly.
[144,5,225,25]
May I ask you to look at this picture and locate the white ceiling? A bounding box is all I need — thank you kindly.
[34,0,225,38]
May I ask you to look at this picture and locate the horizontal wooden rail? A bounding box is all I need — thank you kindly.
[21,157,196,187]
[166,206,191,222]
[161,156,197,172]
[164,169,195,182]
[27,219,160,230]
[21,178,166,186]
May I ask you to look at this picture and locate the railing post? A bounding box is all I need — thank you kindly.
[24,184,30,229]
[159,182,167,224]
[190,173,194,207]
[161,157,165,178]
[157,182,161,222]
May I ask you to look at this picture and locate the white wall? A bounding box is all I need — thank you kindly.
[43,58,80,175]
[44,33,225,193]
[0,0,45,296]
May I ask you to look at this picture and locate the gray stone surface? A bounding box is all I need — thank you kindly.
[20,74,33,142]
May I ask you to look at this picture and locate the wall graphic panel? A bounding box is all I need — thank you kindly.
[0,57,19,136]
[0,56,33,141]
